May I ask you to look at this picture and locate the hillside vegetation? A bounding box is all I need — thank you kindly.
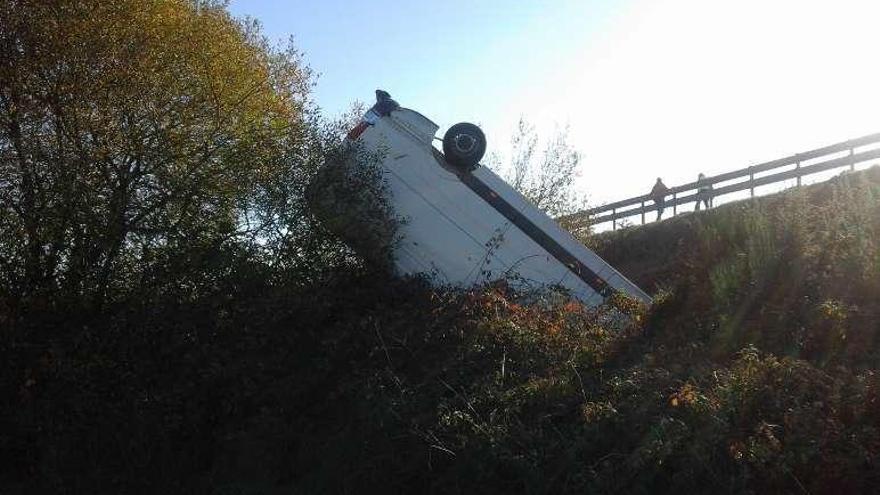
[5,162,880,493]
[4,1,880,493]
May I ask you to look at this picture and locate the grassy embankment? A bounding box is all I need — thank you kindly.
[5,168,880,493]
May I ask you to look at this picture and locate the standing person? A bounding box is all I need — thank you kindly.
[650,177,670,220]
[695,173,713,211]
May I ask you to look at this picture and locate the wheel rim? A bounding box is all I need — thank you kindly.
[453,134,476,154]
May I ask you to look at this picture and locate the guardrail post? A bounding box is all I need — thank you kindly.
[749,166,755,198]
[612,208,616,231]
[640,201,645,225]
[672,193,677,216]
[796,160,801,186]
[850,146,855,171]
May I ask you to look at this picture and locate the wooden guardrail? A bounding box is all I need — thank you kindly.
[563,133,880,230]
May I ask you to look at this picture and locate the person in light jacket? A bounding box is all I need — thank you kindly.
[650,178,670,220]
[695,173,713,211]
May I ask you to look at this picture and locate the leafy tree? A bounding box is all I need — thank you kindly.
[487,118,587,219]
[0,0,317,308]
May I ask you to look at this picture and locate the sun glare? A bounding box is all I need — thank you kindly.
[504,0,880,205]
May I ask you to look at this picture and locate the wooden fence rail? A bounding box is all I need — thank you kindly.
[562,132,880,230]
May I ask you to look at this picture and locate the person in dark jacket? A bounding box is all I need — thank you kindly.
[651,177,670,220]
[695,172,713,211]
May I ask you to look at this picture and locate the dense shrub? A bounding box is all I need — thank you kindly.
[6,260,879,493]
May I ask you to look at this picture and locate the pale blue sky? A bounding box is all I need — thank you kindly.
[228,0,624,128]
[229,0,880,207]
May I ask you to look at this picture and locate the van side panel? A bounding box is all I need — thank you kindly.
[361,119,510,284]
[472,166,652,304]
[353,106,650,306]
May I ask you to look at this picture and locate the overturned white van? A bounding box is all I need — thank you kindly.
[311,90,651,307]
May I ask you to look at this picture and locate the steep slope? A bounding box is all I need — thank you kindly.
[593,166,880,368]
[594,166,880,293]
[5,168,880,494]
[282,165,880,493]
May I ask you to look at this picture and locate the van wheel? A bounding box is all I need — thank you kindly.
[443,123,486,169]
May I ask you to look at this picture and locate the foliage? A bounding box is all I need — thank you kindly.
[595,167,880,368]
[306,142,399,271]
[0,0,327,309]
[3,167,880,493]
[486,118,587,219]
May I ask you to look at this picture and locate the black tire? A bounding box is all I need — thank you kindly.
[443,122,486,169]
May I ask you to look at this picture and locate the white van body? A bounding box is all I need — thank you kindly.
[338,98,651,307]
